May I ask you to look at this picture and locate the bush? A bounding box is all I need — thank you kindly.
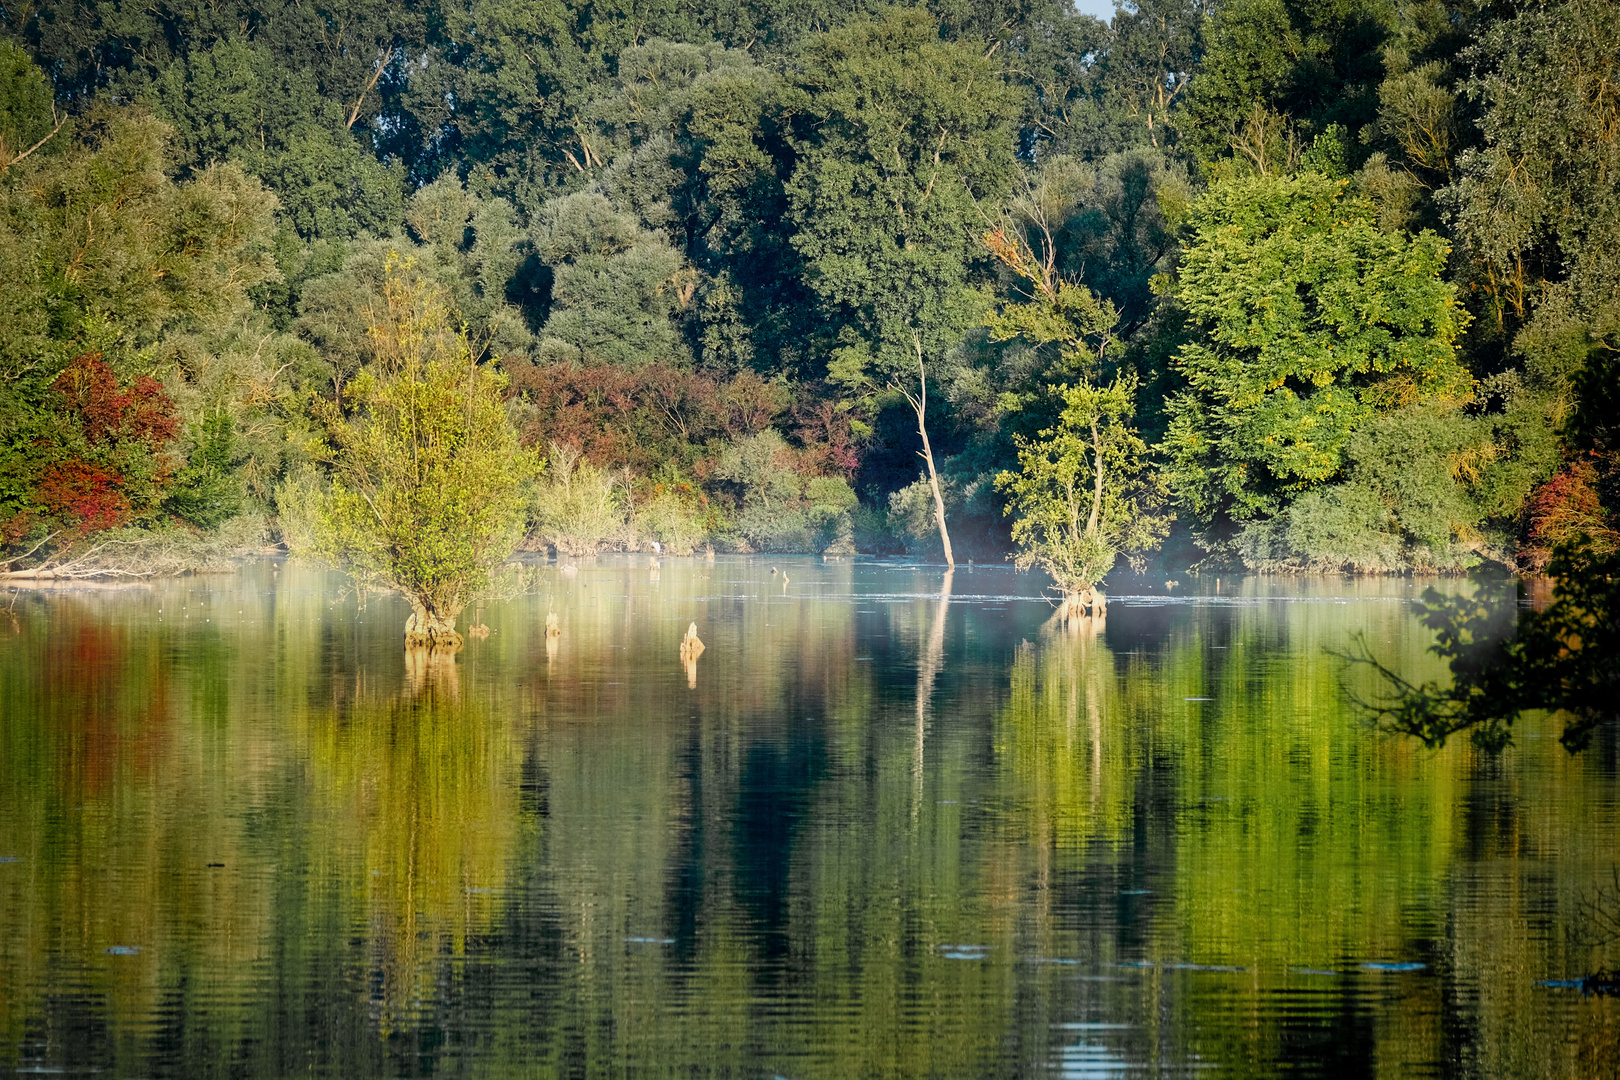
[529,442,629,555]
[1234,404,1489,573]
[712,430,855,552]
[632,469,712,555]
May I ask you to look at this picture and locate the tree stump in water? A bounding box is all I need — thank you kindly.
[679,622,705,662]
[545,612,561,639]
[679,622,704,688]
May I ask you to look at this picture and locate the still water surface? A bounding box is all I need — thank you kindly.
[0,557,1616,1078]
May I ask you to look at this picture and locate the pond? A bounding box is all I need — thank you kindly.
[0,557,1616,1078]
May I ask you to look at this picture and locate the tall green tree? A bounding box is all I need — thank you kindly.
[1182,0,1392,172]
[1160,171,1470,555]
[783,7,1023,556]
[1043,0,1206,159]
[786,6,1024,384]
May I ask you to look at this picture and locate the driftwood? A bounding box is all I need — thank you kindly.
[2,528,246,580]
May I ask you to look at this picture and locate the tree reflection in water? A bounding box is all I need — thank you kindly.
[0,559,1614,1078]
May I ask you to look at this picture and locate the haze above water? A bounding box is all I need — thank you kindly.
[0,557,1615,1078]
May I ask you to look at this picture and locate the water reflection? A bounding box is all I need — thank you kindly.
[0,558,1615,1078]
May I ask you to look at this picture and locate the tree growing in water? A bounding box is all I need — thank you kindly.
[315,257,539,648]
[985,227,1167,609]
[997,377,1165,608]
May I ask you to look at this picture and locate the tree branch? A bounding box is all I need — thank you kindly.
[346,45,395,130]
[0,103,65,176]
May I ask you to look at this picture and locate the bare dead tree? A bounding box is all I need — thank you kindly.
[892,332,955,568]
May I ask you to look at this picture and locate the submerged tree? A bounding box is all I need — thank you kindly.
[997,377,1166,603]
[985,226,1166,605]
[314,257,539,649]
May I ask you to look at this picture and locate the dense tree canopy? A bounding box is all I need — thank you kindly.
[1161,173,1469,543]
[0,0,1612,687]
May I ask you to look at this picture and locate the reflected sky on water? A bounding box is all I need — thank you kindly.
[0,556,1616,1078]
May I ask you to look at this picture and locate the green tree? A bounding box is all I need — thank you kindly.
[1180,0,1392,172]
[530,191,694,368]
[0,106,279,388]
[997,375,1166,594]
[984,221,1166,595]
[787,6,1023,382]
[784,6,1023,559]
[0,40,62,173]
[1045,0,1204,159]
[1160,172,1470,555]
[314,258,540,648]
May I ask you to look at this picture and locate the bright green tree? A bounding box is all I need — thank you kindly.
[1160,172,1470,549]
[985,225,1167,596]
[997,376,1165,595]
[314,257,540,649]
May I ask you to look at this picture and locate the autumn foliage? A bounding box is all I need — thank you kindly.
[507,361,858,479]
[3,353,181,545]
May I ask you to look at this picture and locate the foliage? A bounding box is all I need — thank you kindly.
[530,191,694,369]
[787,6,1023,391]
[1360,540,1618,754]
[1182,0,1392,172]
[711,430,857,552]
[0,0,1606,576]
[507,362,791,474]
[528,441,629,556]
[1234,404,1492,573]
[1160,171,1471,557]
[1,353,181,567]
[312,261,538,642]
[0,39,59,172]
[997,377,1166,591]
[0,104,278,386]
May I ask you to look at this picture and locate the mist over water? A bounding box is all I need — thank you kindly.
[1,557,1615,1078]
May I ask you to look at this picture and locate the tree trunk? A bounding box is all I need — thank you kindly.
[405,602,464,650]
[918,411,955,569]
[908,335,955,568]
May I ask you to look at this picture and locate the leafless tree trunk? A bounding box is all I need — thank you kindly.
[895,333,955,568]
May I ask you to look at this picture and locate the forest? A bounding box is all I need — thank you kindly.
[0,0,1616,583]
